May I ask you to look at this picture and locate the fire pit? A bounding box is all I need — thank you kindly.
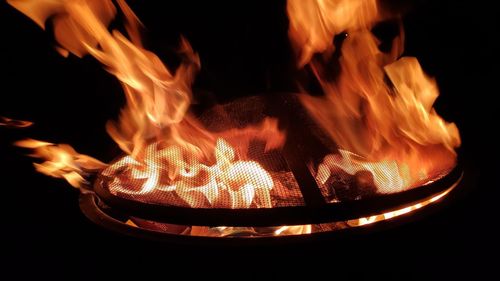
[78,94,462,239]
[7,0,462,240]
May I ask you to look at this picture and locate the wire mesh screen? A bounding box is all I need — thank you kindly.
[309,149,455,203]
[100,144,304,208]
[99,96,305,209]
[97,94,456,210]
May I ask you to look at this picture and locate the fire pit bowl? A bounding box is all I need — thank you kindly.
[79,95,463,239]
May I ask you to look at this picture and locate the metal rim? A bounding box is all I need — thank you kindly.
[92,163,463,227]
[80,175,461,241]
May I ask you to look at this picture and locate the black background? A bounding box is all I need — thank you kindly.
[0,0,497,279]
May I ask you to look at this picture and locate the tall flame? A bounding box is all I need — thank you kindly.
[9,0,202,157]
[9,0,284,209]
[288,0,460,192]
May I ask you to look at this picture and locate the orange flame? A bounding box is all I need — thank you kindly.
[8,0,460,222]
[0,116,33,128]
[8,0,284,208]
[15,139,106,188]
[104,138,275,208]
[348,184,455,226]
[288,0,379,66]
[287,0,460,192]
[189,224,312,237]
[8,0,203,156]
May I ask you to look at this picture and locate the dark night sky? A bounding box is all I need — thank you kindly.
[0,0,497,279]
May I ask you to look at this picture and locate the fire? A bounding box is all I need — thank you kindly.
[15,139,106,188]
[348,184,455,226]
[287,0,460,193]
[104,138,274,208]
[316,149,409,193]
[7,0,461,237]
[188,224,312,237]
[287,0,379,67]
[0,116,33,128]
[9,0,284,208]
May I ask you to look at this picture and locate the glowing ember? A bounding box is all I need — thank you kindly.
[287,0,379,67]
[189,224,312,237]
[103,138,274,208]
[316,149,409,194]
[287,0,460,194]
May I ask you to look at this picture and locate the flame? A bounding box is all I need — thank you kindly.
[8,0,284,208]
[287,0,379,66]
[273,225,312,236]
[7,0,203,157]
[287,0,460,193]
[104,138,274,208]
[348,184,455,226]
[123,219,312,237]
[0,116,33,128]
[15,139,106,188]
[188,224,311,237]
[316,149,409,193]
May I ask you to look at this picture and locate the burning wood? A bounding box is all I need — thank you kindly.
[320,166,378,202]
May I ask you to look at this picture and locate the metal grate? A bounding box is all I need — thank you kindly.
[102,136,306,208]
[102,146,305,208]
[97,95,455,211]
